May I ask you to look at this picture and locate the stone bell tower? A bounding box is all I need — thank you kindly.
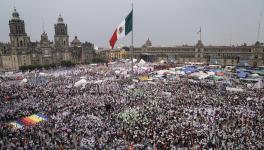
[54,14,69,47]
[9,8,30,48]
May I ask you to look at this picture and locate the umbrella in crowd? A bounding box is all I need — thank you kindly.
[10,114,48,129]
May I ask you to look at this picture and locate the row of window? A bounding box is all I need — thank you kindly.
[144,49,195,52]
[139,48,255,53]
[11,25,25,34]
[204,49,251,53]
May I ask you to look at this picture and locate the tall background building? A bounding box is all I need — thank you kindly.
[0,8,95,70]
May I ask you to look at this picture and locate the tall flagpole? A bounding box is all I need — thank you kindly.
[257,12,262,42]
[200,27,202,41]
[131,1,134,75]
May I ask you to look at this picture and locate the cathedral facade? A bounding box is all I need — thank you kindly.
[0,9,95,71]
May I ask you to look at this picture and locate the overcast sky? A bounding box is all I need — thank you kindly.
[0,0,264,47]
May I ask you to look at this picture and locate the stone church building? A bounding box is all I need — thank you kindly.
[0,9,95,70]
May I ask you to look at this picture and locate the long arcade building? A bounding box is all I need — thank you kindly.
[0,9,95,71]
[100,39,264,67]
[133,39,264,67]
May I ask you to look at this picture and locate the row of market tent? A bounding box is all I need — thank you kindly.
[153,65,226,81]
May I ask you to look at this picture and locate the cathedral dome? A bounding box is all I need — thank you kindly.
[145,38,152,47]
[142,38,152,47]
[196,40,204,48]
[12,8,20,20]
[71,36,81,46]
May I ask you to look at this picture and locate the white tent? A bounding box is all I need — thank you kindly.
[132,79,139,83]
[94,80,103,84]
[133,66,138,69]
[5,72,13,76]
[153,75,165,78]
[147,81,156,85]
[141,67,150,70]
[169,68,176,71]
[74,79,87,87]
[160,60,166,64]
[127,84,135,89]
[157,70,166,75]
[80,76,87,79]
[130,59,137,63]
[247,97,253,101]
[174,71,185,75]
[39,72,49,76]
[190,71,211,80]
[163,92,171,97]
[157,70,174,75]
[66,84,73,89]
[138,59,146,66]
[19,78,28,86]
[251,74,260,78]
[226,87,244,92]
[207,72,215,76]
[115,70,121,74]
[252,80,263,89]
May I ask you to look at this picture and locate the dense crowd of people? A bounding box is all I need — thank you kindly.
[0,64,264,149]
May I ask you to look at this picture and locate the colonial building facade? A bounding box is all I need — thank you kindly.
[133,39,264,67]
[0,9,95,71]
[99,39,264,67]
[98,48,129,61]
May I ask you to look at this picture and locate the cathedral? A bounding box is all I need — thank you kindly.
[0,8,95,70]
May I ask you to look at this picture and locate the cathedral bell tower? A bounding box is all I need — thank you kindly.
[54,14,69,47]
[9,8,30,48]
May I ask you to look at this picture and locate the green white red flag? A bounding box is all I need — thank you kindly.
[109,10,133,49]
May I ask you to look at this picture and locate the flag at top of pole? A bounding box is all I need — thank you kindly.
[109,10,133,49]
[197,27,201,34]
[197,27,202,41]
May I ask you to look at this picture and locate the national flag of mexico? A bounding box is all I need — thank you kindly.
[109,10,133,49]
